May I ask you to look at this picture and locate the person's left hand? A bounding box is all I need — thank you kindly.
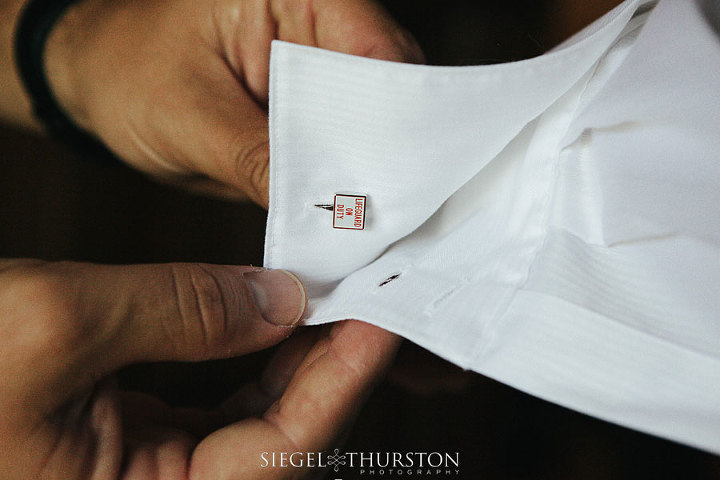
[44,0,424,205]
[0,259,400,479]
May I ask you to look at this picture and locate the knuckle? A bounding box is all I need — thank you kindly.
[232,137,270,203]
[271,0,292,15]
[272,0,313,18]
[169,264,231,356]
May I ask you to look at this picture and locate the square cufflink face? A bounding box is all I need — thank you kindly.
[333,194,366,230]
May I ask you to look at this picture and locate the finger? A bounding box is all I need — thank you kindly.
[167,54,273,207]
[200,0,424,207]
[0,261,306,389]
[177,0,274,206]
[188,320,401,479]
[263,320,401,447]
[123,426,197,480]
[227,0,277,105]
[270,0,318,47]
[66,0,276,207]
[219,326,323,419]
[114,50,273,207]
[82,263,305,368]
[310,0,425,63]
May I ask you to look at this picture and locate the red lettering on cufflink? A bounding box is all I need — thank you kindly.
[333,194,366,230]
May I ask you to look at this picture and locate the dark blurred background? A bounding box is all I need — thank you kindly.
[1,0,719,478]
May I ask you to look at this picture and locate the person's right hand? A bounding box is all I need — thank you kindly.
[45,0,424,205]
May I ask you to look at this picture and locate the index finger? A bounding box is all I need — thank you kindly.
[189,320,401,479]
[310,0,425,62]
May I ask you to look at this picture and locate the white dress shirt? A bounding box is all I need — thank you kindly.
[264,0,720,454]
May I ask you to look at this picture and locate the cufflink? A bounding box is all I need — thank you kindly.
[332,194,367,230]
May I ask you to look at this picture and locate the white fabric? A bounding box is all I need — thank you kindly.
[264,0,720,454]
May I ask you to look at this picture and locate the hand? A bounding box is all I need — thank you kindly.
[0,259,400,479]
[44,0,424,206]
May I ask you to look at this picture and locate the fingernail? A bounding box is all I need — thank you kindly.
[243,269,306,326]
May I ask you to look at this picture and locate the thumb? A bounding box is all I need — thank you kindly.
[2,261,306,378]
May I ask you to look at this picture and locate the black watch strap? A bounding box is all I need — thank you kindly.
[15,0,119,164]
